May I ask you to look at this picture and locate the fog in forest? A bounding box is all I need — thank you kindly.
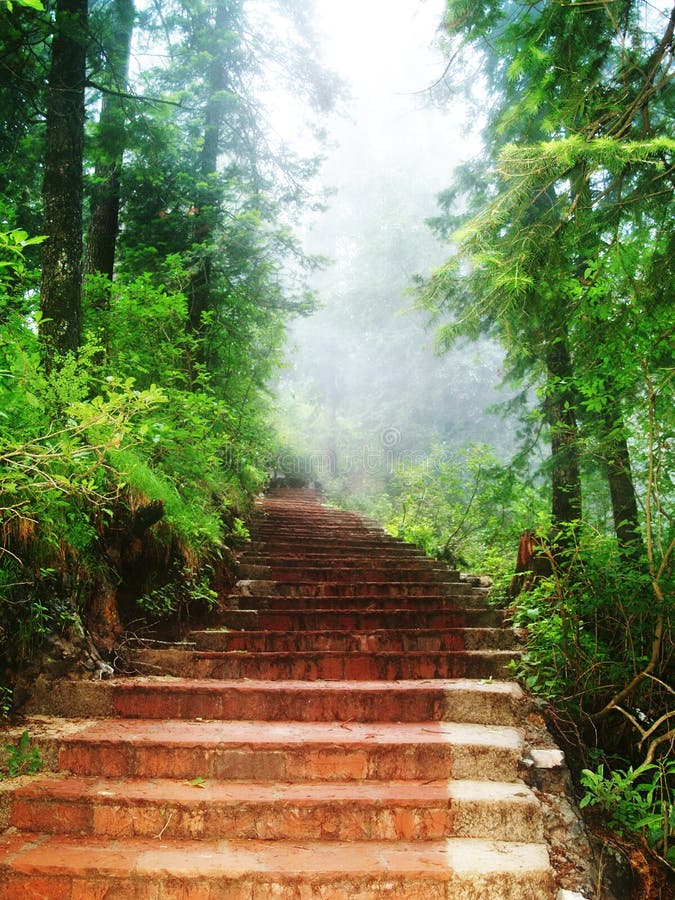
[272,0,519,495]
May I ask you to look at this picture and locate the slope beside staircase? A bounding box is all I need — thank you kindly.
[0,487,586,898]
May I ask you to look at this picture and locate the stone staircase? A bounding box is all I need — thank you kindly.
[0,487,585,898]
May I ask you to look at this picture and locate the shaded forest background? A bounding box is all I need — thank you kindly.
[0,0,673,883]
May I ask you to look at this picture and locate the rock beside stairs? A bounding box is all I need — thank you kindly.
[0,487,595,898]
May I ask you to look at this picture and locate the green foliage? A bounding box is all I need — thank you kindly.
[0,249,278,657]
[135,565,218,621]
[0,320,165,656]
[0,730,41,779]
[424,7,674,813]
[327,442,549,578]
[580,760,675,865]
[509,522,670,699]
[3,0,44,10]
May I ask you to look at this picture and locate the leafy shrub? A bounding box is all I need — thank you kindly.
[580,761,675,866]
[135,565,218,620]
[331,442,550,576]
[0,731,42,780]
[0,246,272,683]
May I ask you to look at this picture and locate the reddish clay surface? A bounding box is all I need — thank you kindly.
[1,487,556,898]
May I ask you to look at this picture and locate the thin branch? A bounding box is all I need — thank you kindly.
[639,710,675,749]
[85,79,193,110]
[645,674,675,695]
[411,45,463,96]
[644,727,675,765]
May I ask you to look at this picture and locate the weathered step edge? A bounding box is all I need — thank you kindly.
[6,775,545,843]
[124,647,521,680]
[0,833,556,900]
[12,718,527,783]
[24,676,530,725]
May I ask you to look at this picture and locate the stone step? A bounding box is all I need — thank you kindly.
[33,718,524,782]
[126,647,520,680]
[233,593,491,611]
[247,541,438,558]
[218,607,504,630]
[239,565,452,583]
[240,549,431,562]
[9,775,544,842]
[252,527,396,540]
[188,627,519,652]
[253,526,390,537]
[240,581,489,600]
[27,677,526,725]
[0,833,555,899]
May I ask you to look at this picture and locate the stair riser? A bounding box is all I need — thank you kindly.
[249,537,417,549]
[12,797,542,842]
[258,583,486,599]
[26,679,525,725]
[240,568,451,583]
[190,630,518,652]
[219,610,503,629]
[241,551,430,563]
[128,650,519,681]
[0,871,555,900]
[110,687,522,725]
[57,742,520,782]
[253,534,400,546]
[237,596,487,611]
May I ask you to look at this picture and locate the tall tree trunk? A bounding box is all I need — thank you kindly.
[188,0,232,334]
[545,334,582,532]
[85,0,134,281]
[600,407,644,561]
[40,0,88,362]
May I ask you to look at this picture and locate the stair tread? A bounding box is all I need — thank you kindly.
[0,832,553,879]
[26,676,527,724]
[14,774,538,804]
[33,717,523,748]
[57,675,525,692]
[132,648,518,658]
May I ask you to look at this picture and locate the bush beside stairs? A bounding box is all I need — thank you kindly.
[0,487,592,898]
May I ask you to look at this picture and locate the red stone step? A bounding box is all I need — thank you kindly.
[254,527,392,538]
[247,566,451,583]
[249,581,487,599]
[219,607,502,630]
[189,627,519,652]
[10,775,543,842]
[0,833,555,899]
[250,526,411,539]
[248,541,436,557]
[127,647,520,680]
[27,677,526,725]
[35,718,523,782]
[236,594,488,611]
[241,549,430,562]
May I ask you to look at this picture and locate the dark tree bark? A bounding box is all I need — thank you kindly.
[188,0,234,334]
[40,0,88,362]
[545,335,582,532]
[600,408,645,561]
[85,0,135,281]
